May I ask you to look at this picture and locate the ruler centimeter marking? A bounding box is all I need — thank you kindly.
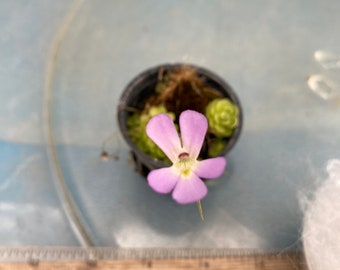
[0,247,302,262]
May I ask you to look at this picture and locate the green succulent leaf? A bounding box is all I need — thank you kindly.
[208,139,227,157]
[127,105,173,162]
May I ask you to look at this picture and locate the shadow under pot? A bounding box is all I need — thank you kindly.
[117,63,243,177]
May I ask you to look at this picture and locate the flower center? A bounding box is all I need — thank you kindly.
[175,152,196,178]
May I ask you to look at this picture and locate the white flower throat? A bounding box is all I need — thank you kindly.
[174,152,197,178]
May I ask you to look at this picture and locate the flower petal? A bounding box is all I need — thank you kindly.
[195,157,227,179]
[147,167,179,194]
[179,110,208,159]
[172,174,208,204]
[146,113,181,162]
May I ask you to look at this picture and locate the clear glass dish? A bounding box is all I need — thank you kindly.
[49,0,340,248]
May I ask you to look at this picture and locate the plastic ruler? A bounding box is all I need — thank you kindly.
[0,247,306,270]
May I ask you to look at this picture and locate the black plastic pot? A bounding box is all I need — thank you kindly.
[117,63,243,175]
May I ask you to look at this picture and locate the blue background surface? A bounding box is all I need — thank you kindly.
[1,0,340,248]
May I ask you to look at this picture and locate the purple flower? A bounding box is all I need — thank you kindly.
[146,110,227,204]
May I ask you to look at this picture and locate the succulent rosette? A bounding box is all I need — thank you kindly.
[205,98,239,138]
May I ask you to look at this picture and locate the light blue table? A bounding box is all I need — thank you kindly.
[1,0,340,249]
